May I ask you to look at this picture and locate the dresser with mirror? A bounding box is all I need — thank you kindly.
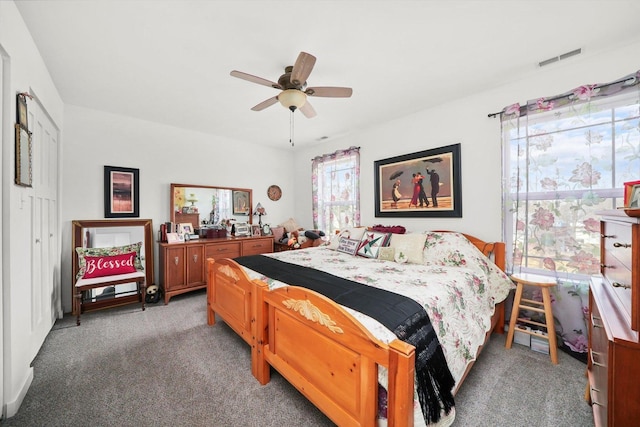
[159,183,273,304]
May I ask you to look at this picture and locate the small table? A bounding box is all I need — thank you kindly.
[274,242,297,252]
[505,273,558,364]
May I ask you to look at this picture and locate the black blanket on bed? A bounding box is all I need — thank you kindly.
[235,254,455,424]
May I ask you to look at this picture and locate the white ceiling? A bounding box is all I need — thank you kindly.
[15,0,640,149]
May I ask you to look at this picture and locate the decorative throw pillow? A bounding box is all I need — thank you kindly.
[271,226,285,243]
[371,224,407,234]
[356,231,391,258]
[336,237,360,255]
[378,246,395,261]
[82,252,137,279]
[279,218,302,233]
[328,227,366,250]
[76,241,143,280]
[388,233,426,264]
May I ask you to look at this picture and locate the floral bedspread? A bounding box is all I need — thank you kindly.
[239,237,514,426]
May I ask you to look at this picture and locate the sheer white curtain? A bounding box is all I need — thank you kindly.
[499,70,640,358]
[501,70,640,280]
[311,146,360,235]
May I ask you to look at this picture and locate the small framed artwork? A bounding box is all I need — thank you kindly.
[232,190,250,215]
[629,185,640,209]
[251,224,261,236]
[179,223,194,235]
[623,180,640,207]
[17,94,28,129]
[104,165,140,218]
[374,143,462,218]
[14,123,32,187]
[166,233,182,244]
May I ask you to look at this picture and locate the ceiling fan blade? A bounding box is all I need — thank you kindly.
[290,52,316,86]
[251,96,279,111]
[306,86,353,98]
[230,70,281,89]
[299,101,317,118]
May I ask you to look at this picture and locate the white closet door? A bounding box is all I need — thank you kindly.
[29,101,60,360]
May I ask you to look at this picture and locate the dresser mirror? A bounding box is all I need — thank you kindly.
[170,183,252,229]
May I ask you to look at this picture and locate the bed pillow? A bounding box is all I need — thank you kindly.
[356,231,391,258]
[327,227,366,250]
[76,241,143,280]
[422,231,512,290]
[378,247,395,261]
[387,233,426,264]
[279,218,302,233]
[271,226,285,243]
[336,237,360,255]
[82,252,137,279]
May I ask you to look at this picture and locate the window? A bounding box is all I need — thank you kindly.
[501,72,640,280]
[311,147,360,235]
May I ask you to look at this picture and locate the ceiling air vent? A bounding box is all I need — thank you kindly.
[538,48,582,67]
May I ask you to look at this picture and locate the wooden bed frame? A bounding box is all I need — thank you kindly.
[207,232,506,427]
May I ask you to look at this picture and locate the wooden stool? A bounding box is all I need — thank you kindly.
[505,273,558,364]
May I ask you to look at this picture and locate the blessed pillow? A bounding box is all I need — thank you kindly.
[356,231,391,258]
[328,227,366,250]
[76,241,143,280]
[388,233,426,264]
[82,252,137,279]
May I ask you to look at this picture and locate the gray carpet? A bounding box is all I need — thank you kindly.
[3,290,594,426]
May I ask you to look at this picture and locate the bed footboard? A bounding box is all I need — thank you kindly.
[254,284,415,427]
[207,258,267,346]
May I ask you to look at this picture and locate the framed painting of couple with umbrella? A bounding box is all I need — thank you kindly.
[374,143,462,218]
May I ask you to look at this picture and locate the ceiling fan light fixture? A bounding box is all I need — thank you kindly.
[278,89,307,111]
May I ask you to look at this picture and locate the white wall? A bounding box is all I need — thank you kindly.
[0,0,64,418]
[60,105,296,313]
[293,39,640,243]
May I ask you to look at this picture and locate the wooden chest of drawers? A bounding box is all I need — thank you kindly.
[588,210,640,426]
[159,235,273,304]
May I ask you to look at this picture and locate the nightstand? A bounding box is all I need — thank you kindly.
[274,242,294,252]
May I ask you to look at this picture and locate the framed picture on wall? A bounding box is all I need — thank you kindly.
[374,143,462,218]
[104,165,140,218]
[14,124,32,187]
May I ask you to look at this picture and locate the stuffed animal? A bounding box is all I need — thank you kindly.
[287,230,301,249]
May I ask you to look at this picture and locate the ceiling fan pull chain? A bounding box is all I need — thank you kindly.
[289,110,295,147]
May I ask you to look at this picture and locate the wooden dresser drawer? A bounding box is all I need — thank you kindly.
[242,238,273,256]
[602,221,633,270]
[205,242,241,259]
[589,294,609,412]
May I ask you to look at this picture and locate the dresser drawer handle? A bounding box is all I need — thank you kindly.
[590,349,606,368]
[193,254,198,263]
[601,234,615,239]
[613,242,631,248]
[600,264,614,269]
[591,314,603,328]
[612,282,631,289]
[174,257,179,265]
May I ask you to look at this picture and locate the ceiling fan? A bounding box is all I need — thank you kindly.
[230,51,353,118]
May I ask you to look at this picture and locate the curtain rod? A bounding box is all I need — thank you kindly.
[311,146,361,161]
[487,75,636,118]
